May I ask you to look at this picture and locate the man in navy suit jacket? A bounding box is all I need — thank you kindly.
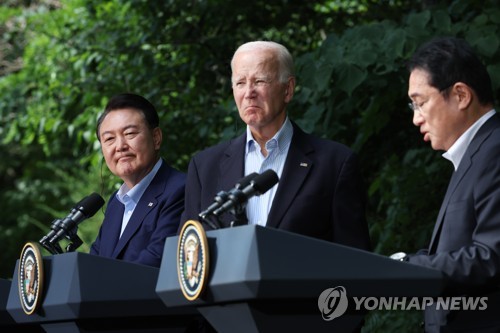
[400,37,500,332]
[181,41,371,251]
[90,93,185,267]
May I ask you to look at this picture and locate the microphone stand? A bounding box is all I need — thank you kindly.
[39,218,65,255]
[40,237,64,255]
[199,207,248,229]
[228,200,248,227]
[65,228,83,252]
[198,213,222,230]
[229,213,247,227]
[39,220,84,254]
[40,230,83,254]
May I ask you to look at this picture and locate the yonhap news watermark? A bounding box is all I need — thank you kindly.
[318,286,488,321]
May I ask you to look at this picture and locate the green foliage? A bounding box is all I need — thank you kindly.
[284,2,500,331]
[288,3,500,256]
[1,0,400,278]
[1,1,500,331]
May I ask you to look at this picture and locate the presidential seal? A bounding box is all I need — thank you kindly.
[177,220,209,301]
[18,242,44,315]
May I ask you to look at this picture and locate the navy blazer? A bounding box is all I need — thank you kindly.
[90,160,186,267]
[181,122,371,251]
[409,113,500,332]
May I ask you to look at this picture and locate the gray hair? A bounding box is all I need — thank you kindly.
[231,41,295,83]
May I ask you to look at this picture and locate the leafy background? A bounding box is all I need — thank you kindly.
[1,0,499,331]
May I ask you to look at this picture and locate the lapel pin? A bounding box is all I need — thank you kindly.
[300,162,308,167]
[148,202,154,207]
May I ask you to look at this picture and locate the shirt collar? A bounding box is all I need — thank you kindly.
[443,109,496,170]
[116,159,163,204]
[245,117,293,155]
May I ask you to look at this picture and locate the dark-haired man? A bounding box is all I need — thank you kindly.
[90,93,185,267]
[399,37,500,332]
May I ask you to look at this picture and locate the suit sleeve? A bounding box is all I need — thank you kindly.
[408,159,500,294]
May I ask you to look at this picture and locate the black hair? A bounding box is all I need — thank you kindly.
[407,37,494,105]
[96,93,159,140]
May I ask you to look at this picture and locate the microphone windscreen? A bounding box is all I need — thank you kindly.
[252,169,279,194]
[77,193,105,217]
[236,172,259,189]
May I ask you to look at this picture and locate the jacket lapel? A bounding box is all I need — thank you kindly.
[111,163,169,258]
[429,114,499,252]
[219,134,247,194]
[215,134,247,227]
[429,165,468,252]
[102,198,124,257]
[266,124,313,229]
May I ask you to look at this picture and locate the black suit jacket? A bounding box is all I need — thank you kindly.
[90,160,186,267]
[408,113,500,332]
[181,122,370,251]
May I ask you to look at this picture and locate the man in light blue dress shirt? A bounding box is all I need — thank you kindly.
[181,41,371,251]
[90,93,185,267]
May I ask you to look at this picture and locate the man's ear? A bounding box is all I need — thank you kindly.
[153,127,162,150]
[453,82,473,110]
[284,76,296,103]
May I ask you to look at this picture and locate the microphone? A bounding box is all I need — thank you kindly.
[40,193,105,254]
[199,172,259,220]
[212,169,279,217]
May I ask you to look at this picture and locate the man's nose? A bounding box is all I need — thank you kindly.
[116,136,128,151]
[244,83,257,98]
[412,111,424,127]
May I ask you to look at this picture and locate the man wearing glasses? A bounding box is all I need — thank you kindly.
[395,37,500,332]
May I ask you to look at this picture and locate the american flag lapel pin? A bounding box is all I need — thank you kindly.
[300,162,308,167]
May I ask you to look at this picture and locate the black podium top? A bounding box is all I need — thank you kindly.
[7,252,193,324]
[157,225,446,307]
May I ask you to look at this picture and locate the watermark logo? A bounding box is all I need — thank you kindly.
[352,296,488,311]
[318,286,488,321]
[318,286,349,321]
